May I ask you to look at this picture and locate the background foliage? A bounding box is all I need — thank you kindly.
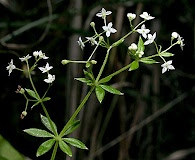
[0,0,194,160]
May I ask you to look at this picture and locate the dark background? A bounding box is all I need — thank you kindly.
[0,0,194,160]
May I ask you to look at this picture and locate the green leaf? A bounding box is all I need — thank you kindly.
[160,52,174,57]
[129,60,139,71]
[23,128,54,137]
[74,78,91,84]
[95,86,105,103]
[63,120,80,136]
[83,70,94,80]
[139,58,159,64]
[42,97,51,102]
[25,88,39,99]
[36,139,55,157]
[100,85,124,95]
[137,36,145,52]
[99,76,112,84]
[31,101,40,109]
[40,114,58,134]
[63,138,88,150]
[59,141,72,157]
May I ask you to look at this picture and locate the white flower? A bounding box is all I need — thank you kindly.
[137,51,144,58]
[33,50,48,59]
[44,74,55,83]
[140,12,155,20]
[86,37,98,45]
[171,32,178,39]
[19,54,32,62]
[128,43,137,50]
[38,63,53,73]
[144,32,156,45]
[96,8,112,19]
[177,34,185,50]
[161,60,175,74]
[137,24,150,39]
[127,13,136,20]
[102,22,117,37]
[77,37,85,50]
[6,59,16,76]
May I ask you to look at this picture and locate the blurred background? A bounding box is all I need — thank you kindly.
[0,0,194,160]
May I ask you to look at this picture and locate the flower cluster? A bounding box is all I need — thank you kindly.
[6,50,55,83]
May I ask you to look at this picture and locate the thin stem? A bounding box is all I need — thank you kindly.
[50,141,59,160]
[95,47,111,82]
[59,86,95,137]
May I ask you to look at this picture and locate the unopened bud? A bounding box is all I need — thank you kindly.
[171,32,178,39]
[128,43,137,51]
[127,13,136,20]
[90,22,95,27]
[91,60,97,64]
[61,59,70,65]
[20,111,27,119]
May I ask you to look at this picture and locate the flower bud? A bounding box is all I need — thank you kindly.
[128,43,137,51]
[91,60,97,64]
[20,111,27,119]
[171,32,178,39]
[90,22,95,27]
[61,59,70,65]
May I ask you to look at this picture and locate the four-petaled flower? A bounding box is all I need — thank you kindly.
[77,37,85,50]
[102,22,117,37]
[19,54,32,62]
[6,59,16,76]
[44,74,55,83]
[161,60,175,74]
[144,32,156,45]
[38,63,53,73]
[86,37,98,45]
[140,12,155,20]
[96,8,112,19]
[137,24,150,39]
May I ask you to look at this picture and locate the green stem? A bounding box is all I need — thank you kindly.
[50,141,59,160]
[59,86,95,137]
[95,47,112,82]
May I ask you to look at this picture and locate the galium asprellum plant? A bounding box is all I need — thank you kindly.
[6,8,184,160]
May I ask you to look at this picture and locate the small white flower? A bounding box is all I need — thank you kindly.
[33,50,49,59]
[19,54,32,62]
[144,32,156,45]
[77,37,85,50]
[127,13,136,20]
[177,34,185,50]
[140,12,155,20]
[137,24,150,39]
[38,62,53,73]
[161,60,175,74]
[96,8,112,19]
[137,51,144,58]
[102,22,117,37]
[86,37,98,45]
[44,74,55,83]
[171,32,178,39]
[128,43,137,50]
[6,59,16,76]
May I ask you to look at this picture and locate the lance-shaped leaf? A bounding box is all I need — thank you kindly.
[95,86,105,103]
[40,114,58,134]
[100,85,124,95]
[99,76,112,84]
[137,36,145,52]
[23,128,54,137]
[139,58,159,64]
[63,120,80,136]
[36,139,55,157]
[160,52,174,57]
[74,78,92,84]
[129,60,139,71]
[25,88,39,100]
[63,138,88,150]
[59,140,72,157]
[42,97,51,102]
